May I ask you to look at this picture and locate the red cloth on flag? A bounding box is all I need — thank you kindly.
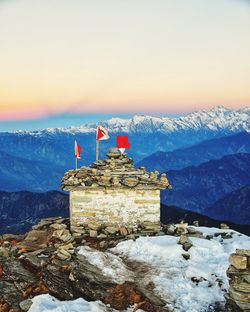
[116,136,130,149]
[74,140,82,159]
[96,126,109,141]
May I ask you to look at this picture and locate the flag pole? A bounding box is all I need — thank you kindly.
[96,139,99,161]
[75,157,77,170]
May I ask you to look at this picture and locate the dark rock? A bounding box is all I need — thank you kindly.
[41,263,75,300]
[182,253,190,260]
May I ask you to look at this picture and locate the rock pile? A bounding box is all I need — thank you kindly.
[162,222,203,238]
[61,148,171,191]
[0,217,170,312]
[72,221,161,240]
[226,249,250,311]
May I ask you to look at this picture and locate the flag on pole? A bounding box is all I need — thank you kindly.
[95,126,109,161]
[116,135,130,154]
[96,126,109,141]
[74,140,82,159]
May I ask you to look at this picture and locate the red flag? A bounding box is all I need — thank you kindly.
[96,126,109,141]
[117,136,130,154]
[74,140,82,159]
[117,136,130,148]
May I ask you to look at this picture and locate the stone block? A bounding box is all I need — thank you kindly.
[230,254,248,270]
[229,287,250,303]
[89,230,98,238]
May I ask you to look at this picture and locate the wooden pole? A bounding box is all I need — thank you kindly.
[96,139,99,161]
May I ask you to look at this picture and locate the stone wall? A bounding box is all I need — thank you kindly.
[225,249,250,311]
[70,189,160,236]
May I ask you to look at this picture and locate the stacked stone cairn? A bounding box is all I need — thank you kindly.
[226,249,250,311]
[61,147,171,238]
[62,147,171,191]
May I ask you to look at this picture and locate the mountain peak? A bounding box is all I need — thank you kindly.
[210,105,230,111]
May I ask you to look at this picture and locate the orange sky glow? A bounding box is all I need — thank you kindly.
[0,0,250,120]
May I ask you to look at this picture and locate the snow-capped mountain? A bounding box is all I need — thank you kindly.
[99,105,250,134]
[11,105,250,136]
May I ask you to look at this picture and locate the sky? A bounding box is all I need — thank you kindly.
[0,0,250,126]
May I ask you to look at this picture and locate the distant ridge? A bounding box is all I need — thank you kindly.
[161,204,250,235]
[0,150,64,191]
[0,190,68,234]
[137,132,250,171]
[162,153,250,218]
[205,185,250,225]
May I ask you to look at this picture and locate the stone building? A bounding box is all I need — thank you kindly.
[61,148,171,237]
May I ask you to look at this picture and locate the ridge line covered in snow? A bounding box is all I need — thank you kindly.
[9,105,250,136]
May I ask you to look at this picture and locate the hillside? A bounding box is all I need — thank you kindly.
[161,153,250,218]
[205,184,250,225]
[0,150,64,191]
[0,190,68,234]
[137,131,250,171]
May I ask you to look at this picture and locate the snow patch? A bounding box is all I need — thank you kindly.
[77,246,134,283]
[112,230,250,312]
[28,294,109,312]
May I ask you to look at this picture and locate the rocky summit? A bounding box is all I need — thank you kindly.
[61,147,171,191]
[0,216,211,312]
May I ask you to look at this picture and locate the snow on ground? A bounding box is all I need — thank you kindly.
[77,245,134,283]
[112,228,250,312]
[28,294,108,312]
[28,294,138,312]
[28,227,250,312]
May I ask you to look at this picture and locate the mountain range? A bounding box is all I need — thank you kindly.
[137,131,250,171]
[0,150,64,191]
[162,153,250,220]
[0,106,249,167]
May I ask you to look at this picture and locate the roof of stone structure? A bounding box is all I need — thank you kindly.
[61,147,171,191]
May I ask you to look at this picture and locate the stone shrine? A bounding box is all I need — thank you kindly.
[61,148,171,237]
